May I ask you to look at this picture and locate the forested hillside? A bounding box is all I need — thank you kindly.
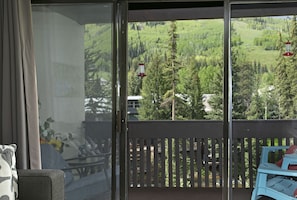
[128,17,287,92]
[85,16,297,120]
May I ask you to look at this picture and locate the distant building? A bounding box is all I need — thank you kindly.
[127,94,213,121]
[128,96,142,120]
[202,94,214,112]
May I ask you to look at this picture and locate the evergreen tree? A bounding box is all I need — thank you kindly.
[138,52,169,120]
[188,69,206,119]
[273,16,297,119]
[288,16,297,118]
[275,32,293,119]
[205,67,223,120]
[128,68,142,96]
[246,66,264,120]
[162,21,183,120]
[206,25,254,120]
[178,59,206,119]
[198,65,220,94]
[265,87,280,119]
[232,60,255,119]
[231,24,255,119]
[84,25,112,119]
[128,59,143,96]
[246,91,264,119]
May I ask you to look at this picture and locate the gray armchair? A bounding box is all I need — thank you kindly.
[18,169,64,200]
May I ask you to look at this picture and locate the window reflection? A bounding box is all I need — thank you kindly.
[33,4,114,200]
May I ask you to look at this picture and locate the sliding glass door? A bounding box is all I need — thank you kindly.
[32,3,123,200]
[30,1,297,200]
[230,1,297,200]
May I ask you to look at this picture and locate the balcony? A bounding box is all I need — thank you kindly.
[126,120,297,200]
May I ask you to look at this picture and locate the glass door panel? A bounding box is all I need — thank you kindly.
[32,4,118,200]
[231,2,297,199]
[127,7,223,198]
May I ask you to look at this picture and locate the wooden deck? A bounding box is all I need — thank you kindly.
[128,188,272,200]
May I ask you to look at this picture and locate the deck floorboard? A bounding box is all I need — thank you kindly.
[128,188,273,200]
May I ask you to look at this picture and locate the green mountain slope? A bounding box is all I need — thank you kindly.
[84,16,290,94]
[233,19,279,70]
[128,17,286,70]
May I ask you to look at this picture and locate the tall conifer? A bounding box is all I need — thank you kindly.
[162,21,182,120]
[288,16,297,118]
[138,52,169,120]
[275,31,293,119]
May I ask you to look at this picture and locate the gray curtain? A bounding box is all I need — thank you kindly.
[0,0,41,169]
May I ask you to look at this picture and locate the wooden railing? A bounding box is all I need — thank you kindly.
[127,120,297,188]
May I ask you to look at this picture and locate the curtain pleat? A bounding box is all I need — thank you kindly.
[0,0,41,169]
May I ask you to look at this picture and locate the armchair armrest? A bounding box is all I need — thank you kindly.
[281,154,297,169]
[18,169,64,200]
[260,146,290,164]
[258,163,297,177]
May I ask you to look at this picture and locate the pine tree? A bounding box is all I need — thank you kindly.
[232,60,255,119]
[266,87,280,119]
[246,91,264,120]
[288,16,297,118]
[231,23,255,119]
[273,16,297,119]
[128,60,143,96]
[189,71,206,119]
[138,52,169,120]
[275,32,293,119]
[179,61,206,119]
[246,65,265,120]
[205,67,223,120]
[206,25,254,120]
[162,21,182,120]
[128,69,142,96]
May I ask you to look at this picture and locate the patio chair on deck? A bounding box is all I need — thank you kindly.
[251,145,297,200]
[41,144,111,200]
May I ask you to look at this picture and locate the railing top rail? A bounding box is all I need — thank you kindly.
[127,120,297,138]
